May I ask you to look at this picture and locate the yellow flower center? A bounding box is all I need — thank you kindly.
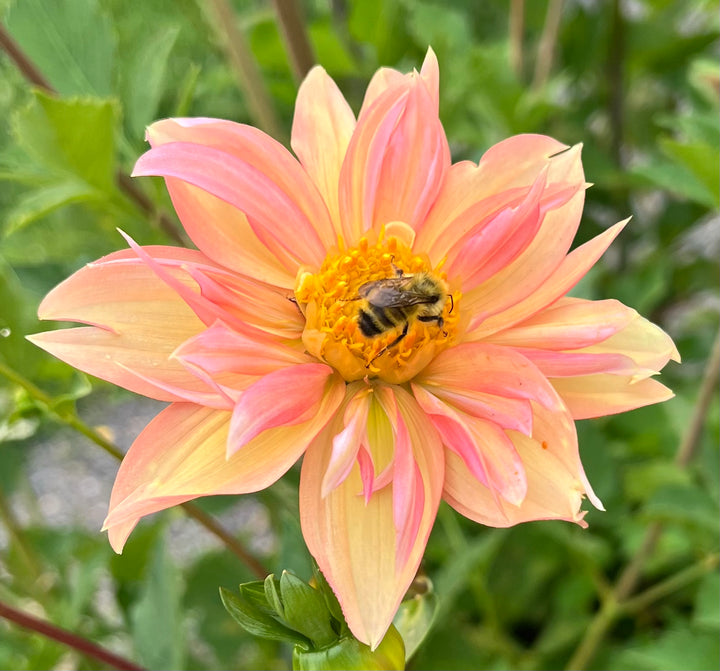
[294,226,460,384]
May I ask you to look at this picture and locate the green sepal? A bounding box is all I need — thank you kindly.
[280,570,337,647]
[393,576,438,660]
[264,574,285,619]
[312,560,345,627]
[292,625,405,671]
[219,586,310,648]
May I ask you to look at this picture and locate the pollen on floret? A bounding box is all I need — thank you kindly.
[294,229,461,384]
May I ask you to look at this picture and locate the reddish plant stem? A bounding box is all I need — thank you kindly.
[0,600,146,671]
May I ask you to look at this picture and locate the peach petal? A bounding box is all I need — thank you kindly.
[228,364,336,456]
[551,375,676,419]
[486,297,635,350]
[359,68,406,118]
[28,248,221,402]
[105,378,346,549]
[162,180,296,287]
[370,80,450,233]
[133,142,327,267]
[338,88,409,242]
[443,398,599,527]
[445,169,549,290]
[174,320,309,378]
[416,385,533,435]
[412,384,527,505]
[322,388,372,497]
[292,66,356,232]
[146,118,336,250]
[416,135,579,259]
[466,219,629,339]
[579,313,681,371]
[299,386,443,648]
[513,348,641,377]
[417,342,560,410]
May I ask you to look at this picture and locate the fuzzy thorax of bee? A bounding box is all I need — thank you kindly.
[294,228,461,384]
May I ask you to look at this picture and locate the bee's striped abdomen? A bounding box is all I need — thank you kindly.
[358,304,406,337]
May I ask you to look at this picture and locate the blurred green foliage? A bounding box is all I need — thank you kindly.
[0,1,718,670]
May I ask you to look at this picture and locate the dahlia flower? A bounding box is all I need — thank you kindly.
[30,49,678,647]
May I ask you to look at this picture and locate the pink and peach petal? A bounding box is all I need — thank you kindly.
[162,179,297,288]
[339,88,410,242]
[322,388,372,497]
[28,248,224,402]
[444,396,599,526]
[146,118,336,252]
[133,142,328,268]
[228,364,336,455]
[417,343,561,411]
[292,66,356,232]
[466,219,629,340]
[105,380,345,548]
[551,375,676,419]
[359,68,407,118]
[443,442,588,529]
[486,297,635,350]
[174,320,309,378]
[371,81,450,234]
[416,135,581,259]
[445,170,549,291]
[299,387,443,648]
[412,384,527,505]
[512,348,642,377]
[579,313,681,371]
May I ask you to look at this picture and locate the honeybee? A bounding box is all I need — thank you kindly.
[355,268,452,360]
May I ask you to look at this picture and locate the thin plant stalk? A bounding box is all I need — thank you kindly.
[271,0,316,82]
[532,0,564,90]
[565,328,720,670]
[0,599,147,671]
[203,0,286,143]
[509,0,525,80]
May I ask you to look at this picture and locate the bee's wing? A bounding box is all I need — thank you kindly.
[366,280,439,308]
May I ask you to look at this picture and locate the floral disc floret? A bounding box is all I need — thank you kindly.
[295,227,461,384]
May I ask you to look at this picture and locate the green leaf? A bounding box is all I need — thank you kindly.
[693,571,720,630]
[12,92,117,192]
[280,570,336,647]
[123,25,180,137]
[129,539,185,670]
[5,0,114,96]
[3,178,99,236]
[219,586,310,648]
[393,577,438,661]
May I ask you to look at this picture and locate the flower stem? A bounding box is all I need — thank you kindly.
[532,0,564,90]
[509,0,525,80]
[620,553,720,616]
[0,23,187,246]
[271,0,315,83]
[565,327,720,670]
[0,599,146,671]
[203,0,286,143]
[0,361,270,578]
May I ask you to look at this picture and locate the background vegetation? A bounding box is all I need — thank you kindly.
[0,1,718,669]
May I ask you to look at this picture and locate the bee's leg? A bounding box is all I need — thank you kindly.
[368,321,409,365]
[418,314,447,337]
